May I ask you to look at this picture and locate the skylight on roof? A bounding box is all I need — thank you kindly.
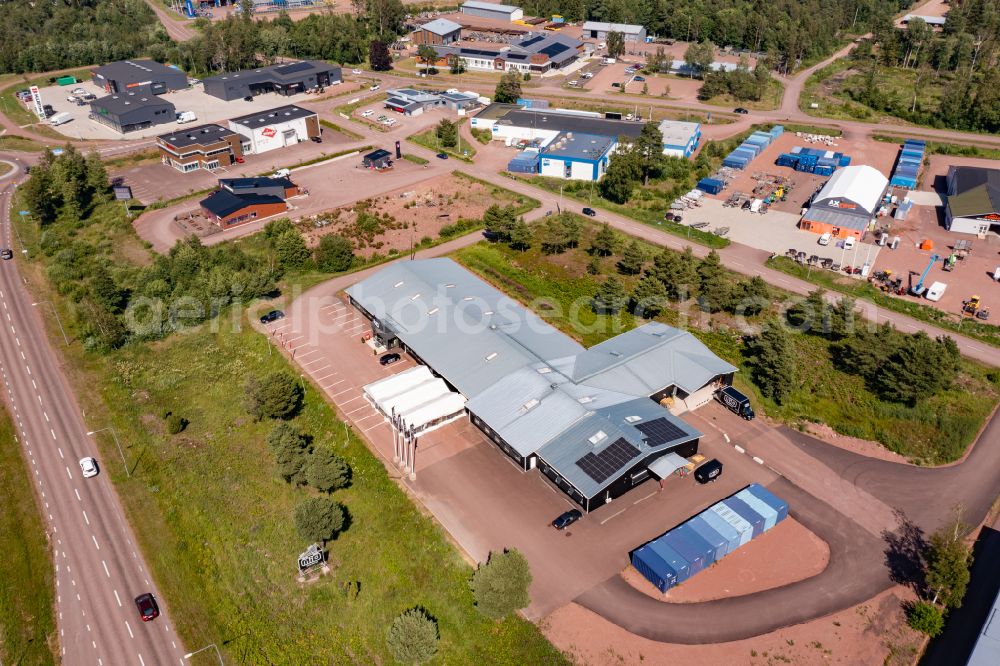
[485,352,498,361]
[393,281,404,288]
[410,293,421,301]
[427,307,440,315]
[578,396,593,404]
[536,367,551,374]
[522,398,539,411]
[483,310,494,315]
[588,431,607,445]
[624,415,641,423]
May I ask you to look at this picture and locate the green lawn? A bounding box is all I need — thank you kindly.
[408,119,476,162]
[319,118,364,140]
[700,77,785,112]
[0,135,49,152]
[0,405,57,665]
[452,237,998,464]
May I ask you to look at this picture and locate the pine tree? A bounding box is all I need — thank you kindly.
[435,118,457,148]
[470,549,532,619]
[559,213,581,248]
[307,447,351,493]
[786,288,828,334]
[617,240,646,275]
[878,332,961,405]
[315,234,354,272]
[245,372,303,420]
[731,276,769,316]
[267,422,312,484]
[508,218,532,251]
[592,276,627,314]
[293,496,345,543]
[748,320,795,404]
[483,204,516,241]
[590,223,618,257]
[386,608,439,664]
[696,250,731,313]
[827,296,856,340]
[273,230,310,269]
[631,275,668,318]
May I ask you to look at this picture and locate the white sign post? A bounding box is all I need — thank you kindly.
[29,86,44,119]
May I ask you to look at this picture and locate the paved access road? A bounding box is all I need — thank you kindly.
[0,159,186,665]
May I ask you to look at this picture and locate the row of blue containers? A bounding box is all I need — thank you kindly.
[722,125,784,170]
[889,139,925,189]
[630,483,789,593]
[776,146,851,175]
[695,177,724,195]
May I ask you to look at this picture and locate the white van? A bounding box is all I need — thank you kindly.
[49,112,73,126]
[925,281,947,302]
[176,110,197,124]
[602,57,616,65]
[818,232,832,246]
[273,168,291,178]
[843,236,856,250]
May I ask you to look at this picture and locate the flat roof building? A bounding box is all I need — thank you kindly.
[799,165,889,240]
[157,124,244,173]
[203,60,341,101]
[490,107,645,146]
[90,88,176,134]
[199,177,294,228]
[412,18,463,45]
[363,149,393,170]
[945,166,1000,236]
[91,60,188,95]
[539,132,617,181]
[227,104,320,155]
[460,0,523,21]
[658,120,701,158]
[435,32,582,73]
[346,259,737,511]
[581,21,647,42]
[219,176,298,199]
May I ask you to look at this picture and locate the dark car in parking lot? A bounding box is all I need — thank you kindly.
[734,107,749,114]
[552,509,582,530]
[582,207,597,217]
[694,459,723,484]
[134,593,159,622]
[259,309,284,324]
[379,353,401,366]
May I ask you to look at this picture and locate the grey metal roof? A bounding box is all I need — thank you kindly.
[91,88,175,116]
[558,322,737,395]
[158,124,237,149]
[229,105,315,128]
[968,581,1000,665]
[203,60,337,87]
[496,109,645,139]
[581,21,645,35]
[800,206,870,231]
[542,132,615,161]
[92,60,185,85]
[418,18,463,36]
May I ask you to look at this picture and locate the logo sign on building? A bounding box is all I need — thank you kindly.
[975,213,1000,222]
[261,127,277,138]
[29,86,44,119]
[113,185,133,201]
[297,543,325,572]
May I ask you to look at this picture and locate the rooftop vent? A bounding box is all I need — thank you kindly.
[578,396,593,404]
[485,352,498,362]
[624,415,641,423]
[522,398,539,411]
[427,307,439,315]
[393,281,404,288]
[536,366,551,374]
[410,293,421,300]
[588,431,607,445]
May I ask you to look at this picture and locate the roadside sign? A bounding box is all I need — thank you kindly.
[113,185,132,201]
[29,86,44,119]
[18,211,30,216]
[297,543,325,572]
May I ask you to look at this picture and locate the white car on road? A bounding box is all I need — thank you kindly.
[370,84,380,91]
[361,110,374,117]
[79,457,99,478]
[352,69,362,74]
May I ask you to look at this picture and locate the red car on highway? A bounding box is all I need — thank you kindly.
[134,593,159,622]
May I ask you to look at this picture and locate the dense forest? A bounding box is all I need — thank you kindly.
[845,0,1000,132]
[518,0,912,68]
[0,0,167,74]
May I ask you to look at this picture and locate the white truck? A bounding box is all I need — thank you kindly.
[176,110,197,124]
[49,112,73,126]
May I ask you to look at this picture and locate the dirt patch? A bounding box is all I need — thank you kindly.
[543,586,923,666]
[804,423,910,463]
[621,518,829,603]
[295,173,525,257]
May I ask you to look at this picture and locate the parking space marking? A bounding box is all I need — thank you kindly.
[322,379,345,389]
[331,388,357,398]
[346,405,371,415]
[295,348,321,359]
[314,371,337,381]
[302,357,329,368]
[362,421,388,433]
[355,412,382,422]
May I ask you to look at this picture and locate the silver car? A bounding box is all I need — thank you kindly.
[79,457,98,478]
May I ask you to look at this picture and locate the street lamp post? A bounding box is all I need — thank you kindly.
[32,301,69,346]
[184,643,224,665]
[86,427,129,478]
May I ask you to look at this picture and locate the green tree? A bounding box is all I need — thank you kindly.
[827,296,856,340]
[877,333,961,405]
[590,223,619,257]
[293,496,346,543]
[508,218,532,251]
[617,240,646,275]
[483,204,517,241]
[635,121,666,185]
[386,608,438,664]
[631,275,668,318]
[539,218,571,254]
[559,213,581,248]
[307,447,352,493]
[586,255,602,275]
[598,166,634,204]
[416,44,438,72]
[274,230,310,269]
[89,266,127,314]
[435,118,458,148]
[315,234,354,272]
[592,276,627,314]
[494,71,522,103]
[245,372,303,420]
[747,320,795,404]
[267,422,312,484]
[730,276,769,317]
[165,413,188,434]
[470,548,532,619]
[606,30,625,58]
[786,288,828,333]
[369,39,392,71]
[684,40,715,78]
[450,57,467,74]
[925,518,972,609]
[696,250,730,313]
[906,601,944,637]
[85,152,109,203]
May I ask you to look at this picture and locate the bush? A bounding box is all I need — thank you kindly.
[267,422,312,485]
[165,413,188,434]
[293,496,346,544]
[306,447,352,493]
[385,608,439,664]
[315,234,354,272]
[906,601,945,637]
[469,548,532,619]
[244,372,303,420]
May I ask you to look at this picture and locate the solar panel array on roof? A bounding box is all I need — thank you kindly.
[519,35,545,47]
[576,437,640,483]
[540,42,570,57]
[635,418,687,446]
[274,61,313,75]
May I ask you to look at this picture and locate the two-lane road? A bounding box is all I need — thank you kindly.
[0,165,185,665]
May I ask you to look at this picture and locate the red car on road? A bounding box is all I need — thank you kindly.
[134,593,159,622]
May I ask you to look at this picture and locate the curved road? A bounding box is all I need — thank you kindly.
[0,157,185,665]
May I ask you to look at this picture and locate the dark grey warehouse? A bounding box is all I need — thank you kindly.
[91,60,188,95]
[90,88,177,134]
[202,60,342,101]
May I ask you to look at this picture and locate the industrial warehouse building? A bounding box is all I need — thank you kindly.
[91,60,188,95]
[460,0,523,21]
[944,166,1000,236]
[537,132,618,181]
[658,120,701,157]
[384,88,480,116]
[227,105,320,154]
[799,165,889,240]
[203,60,341,101]
[581,21,647,42]
[489,107,645,146]
[434,32,583,73]
[156,124,243,172]
[412,18,463,45]
[90,88,176,134]
[199,176,296,227]
[346,259,739,511]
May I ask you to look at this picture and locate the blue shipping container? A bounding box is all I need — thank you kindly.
[744,484,790,522]
[724,497,765,537]
[736,489,779,531]
[687,516,729,562]
[648,540,691,583]
[631,545,677,592]
[696,178,724,195]
[661,530,708,575]
[700,507,742,554]
[769,125,784,137]
[709,503,754,546]
[674,524,718,567]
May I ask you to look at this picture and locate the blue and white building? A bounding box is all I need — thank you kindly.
[539,132,617,181]
[658,120,701,158]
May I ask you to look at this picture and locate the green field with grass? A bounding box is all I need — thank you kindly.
[872,134,1000,160]
[0,135,49,152]
[453,235,998,464]
[701,77,785,112]
[408,119,475,162]
[319,118,364,140]
[0,405,57,665]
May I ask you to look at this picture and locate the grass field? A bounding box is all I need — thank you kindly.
[701,77,785,112]
[408,118,476,162]
[0,135,49,152]
[452,235,998,464]
[0,404,57,665]
[319,118,364,140]
[873,134,1000,160]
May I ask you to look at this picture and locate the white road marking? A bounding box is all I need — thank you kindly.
[50,428,56,439]
[92,535,100,550]
[102,560,110,578]
[138,653,145,666]
[74,488,81,500]
[82,510,90,525]
[314,371,337,381]
[114,590,122,607]
[58,447,64,459]
[65,466,73,479]
[125,621,134,638]
[43,410,49,422]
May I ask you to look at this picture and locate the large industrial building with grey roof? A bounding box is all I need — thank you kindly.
[346,259,738,511]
